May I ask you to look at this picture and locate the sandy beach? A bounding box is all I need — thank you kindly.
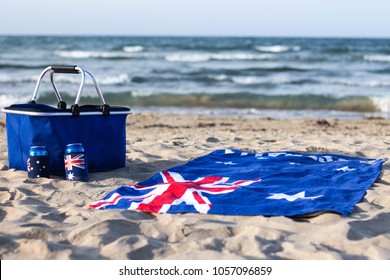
[0,113,389,260]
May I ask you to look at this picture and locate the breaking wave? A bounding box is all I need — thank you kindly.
[165,53,274,62]
[0,73,129,85]
[123,45,144,52]
[255,45,301,53]
[54,50,144,59]
[370,96,390,113]
[0,94,30,107]
[363,54,390,62]
[31,91,379,112]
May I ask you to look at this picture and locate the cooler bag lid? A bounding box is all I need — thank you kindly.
[1,65,132,116]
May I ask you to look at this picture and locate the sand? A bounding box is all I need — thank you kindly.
[0,113,389,260]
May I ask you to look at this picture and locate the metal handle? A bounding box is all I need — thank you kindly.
[74,69,106,106]
[31,66,64,103]
[51,65,79,74]
[31,65,107,106]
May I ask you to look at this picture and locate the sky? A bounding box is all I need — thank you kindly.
[1,0,390,38]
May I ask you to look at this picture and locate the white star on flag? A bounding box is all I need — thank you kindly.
[67,172,75,181]
[267,191,323,202]
[216,161,237,165]
[336,166,356,172]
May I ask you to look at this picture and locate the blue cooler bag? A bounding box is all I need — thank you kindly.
[2,65,132,175]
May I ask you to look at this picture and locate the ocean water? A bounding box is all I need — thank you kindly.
[1,36,390,119]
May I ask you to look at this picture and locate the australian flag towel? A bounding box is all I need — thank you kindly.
[91,149,386,216]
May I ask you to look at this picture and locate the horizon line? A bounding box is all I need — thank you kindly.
[0,33,390,40]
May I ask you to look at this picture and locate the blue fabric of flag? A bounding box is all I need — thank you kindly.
[91,149,386,216]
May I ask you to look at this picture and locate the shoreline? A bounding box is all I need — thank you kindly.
[0,113,389,259]
[3,106,389,121]
[131,106,390,120]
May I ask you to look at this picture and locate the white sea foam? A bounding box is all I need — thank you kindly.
[316,77,390,87]
[232,76,295,85]
[99,74,129,85]
[212,53,274,60]
[0,72,129,86]
[165,53,273,62]
[232,76,390,87]
[54,50,140,59]
[53,73,129,85]
[0,74,36,83]
[354,80,390,87]
[232,76,265,85]
[133,106,369,120]
[370,96,390,112]
[54,50,96,59]
[0,94,29,108]
[50,75,80,84]
[123,46,144,52]
[210,75,228,81]
[363,54,390,62]
[131,90,156,97]
[166,54,210,62]
[255,45,301,53]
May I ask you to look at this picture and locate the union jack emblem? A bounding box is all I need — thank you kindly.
[90,170,261,213]
[64,154,86,171]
